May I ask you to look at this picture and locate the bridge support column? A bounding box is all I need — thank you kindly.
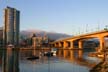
[99,37,105,52]
[70,41,74,49]
[58,42,62,48]
[78,40,83,49]
[63,41,68,48]
[55,43,57,47]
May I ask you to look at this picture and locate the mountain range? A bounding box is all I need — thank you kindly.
[20,29,71,40]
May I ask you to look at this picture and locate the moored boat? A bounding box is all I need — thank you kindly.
[27,56,39,60]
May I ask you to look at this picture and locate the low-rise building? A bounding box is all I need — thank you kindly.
[31,33,48,47]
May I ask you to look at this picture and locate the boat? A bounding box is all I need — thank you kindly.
[7,44,14,48]
[43,48,57,57]
[51,48,57,56]
[27,56,39,60]
[44,52,53,57]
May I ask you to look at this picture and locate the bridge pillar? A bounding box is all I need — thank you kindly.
[58,42,62,48]
[63,41,68,48]
[99,37,105,52]
[78,40,83,49]
[70,41,74,49]
[54,43,57,47]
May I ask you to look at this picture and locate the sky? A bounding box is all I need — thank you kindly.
[0,0,108,35]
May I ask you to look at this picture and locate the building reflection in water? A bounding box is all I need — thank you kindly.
[2,48,19,72]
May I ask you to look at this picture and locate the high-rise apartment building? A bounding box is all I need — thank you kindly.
[3,6,20,46]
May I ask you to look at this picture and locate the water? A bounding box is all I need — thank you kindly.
[0,48,101,72]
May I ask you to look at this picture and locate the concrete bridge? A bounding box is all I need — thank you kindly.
[51,30,108,52]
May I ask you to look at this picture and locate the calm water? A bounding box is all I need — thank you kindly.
[0,48,101,72]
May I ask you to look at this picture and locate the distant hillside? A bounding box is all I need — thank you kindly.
[20,29,71,40]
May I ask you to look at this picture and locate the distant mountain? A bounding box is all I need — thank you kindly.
[20,29,72,40]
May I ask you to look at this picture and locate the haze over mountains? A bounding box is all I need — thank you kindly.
[20,29,71,40]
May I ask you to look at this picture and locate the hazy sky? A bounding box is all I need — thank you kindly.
[0,0,108,35]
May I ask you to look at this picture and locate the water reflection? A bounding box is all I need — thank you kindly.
[57,50,83,60]
[78,50,83,59]
[57,50,97,68]
[0,48,100,72]
[2,48,19,72]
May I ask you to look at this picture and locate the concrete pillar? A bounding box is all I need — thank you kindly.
[54,43,56,47]
[58,42,62,48]
[55,43,58,47]
[63,41,68,48]
[78,40,83,49]
[99,37,105,52]
[70,41,74,49]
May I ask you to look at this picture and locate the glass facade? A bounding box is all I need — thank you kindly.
[3,6,20,46]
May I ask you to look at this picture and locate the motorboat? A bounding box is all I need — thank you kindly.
[44,52,53,57]
[44,48,57,57]
[7,44,14,48]
[51,48,57,56]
